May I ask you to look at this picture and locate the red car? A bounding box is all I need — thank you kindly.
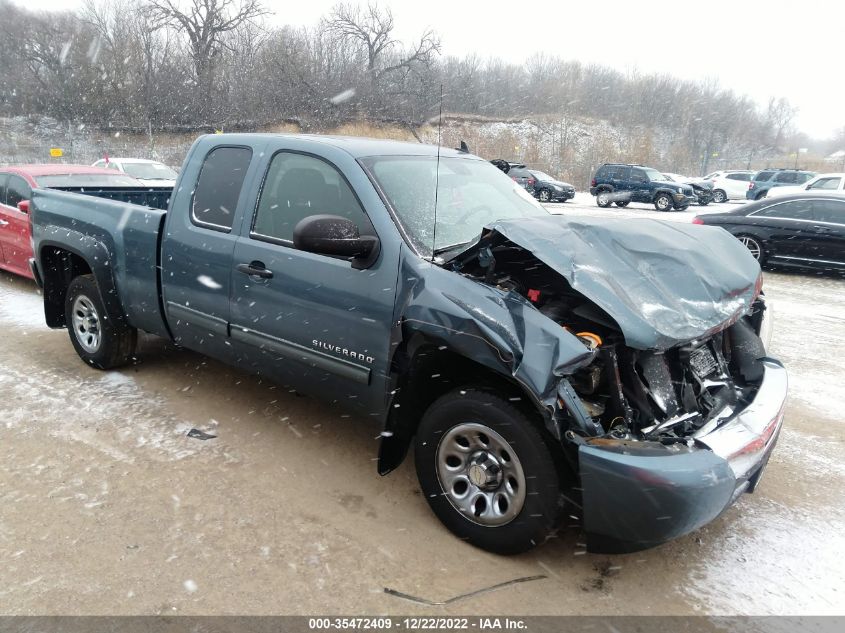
[0,165,142,279]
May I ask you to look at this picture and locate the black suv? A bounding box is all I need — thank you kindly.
[746,169,816,201]
[590,164,697,211]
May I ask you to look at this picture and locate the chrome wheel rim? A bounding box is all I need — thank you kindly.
[657,196,670,210]
[72,295,102,353]
[714,190,726,203]
[597,192,610,206]
[435,422,526,527]
[539,190,550,202]
[739,236,762,261]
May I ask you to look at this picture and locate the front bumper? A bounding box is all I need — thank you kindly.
[673,192,697,207]
[553,190,576,201]
[579,358,788,553]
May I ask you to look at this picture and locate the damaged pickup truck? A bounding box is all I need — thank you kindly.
[29,134,787,554]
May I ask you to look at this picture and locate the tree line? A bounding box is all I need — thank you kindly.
[0,0,838,176]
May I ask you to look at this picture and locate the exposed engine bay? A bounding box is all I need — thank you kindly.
[452,236,768,443]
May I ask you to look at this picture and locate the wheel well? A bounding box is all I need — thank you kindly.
[40,247,93,327]
[377,343,541,475]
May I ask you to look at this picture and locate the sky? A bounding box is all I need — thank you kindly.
[13,0,845,139]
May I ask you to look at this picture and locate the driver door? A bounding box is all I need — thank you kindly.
[228,150,396,413]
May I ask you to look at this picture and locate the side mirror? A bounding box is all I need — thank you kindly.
[17,200,30,214]
[293,214,379,267]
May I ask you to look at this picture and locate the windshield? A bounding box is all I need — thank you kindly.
[363,156,548,257]
[120,162,178,180]
[644,168,669,181]
[35,173,144,187]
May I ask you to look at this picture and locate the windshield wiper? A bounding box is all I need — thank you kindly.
[433,239,477,259]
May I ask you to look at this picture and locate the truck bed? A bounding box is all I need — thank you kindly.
[30,188,170,338]
[48,186,172,211]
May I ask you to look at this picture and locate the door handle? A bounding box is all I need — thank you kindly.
[236,261,273,279]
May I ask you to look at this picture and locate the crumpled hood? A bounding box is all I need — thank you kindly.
[466,215,761,350]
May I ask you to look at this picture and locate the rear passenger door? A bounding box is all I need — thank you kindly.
[809,199,845,267]
[612,166,633,199]
[752,199,819,261]
[160,144,260,360]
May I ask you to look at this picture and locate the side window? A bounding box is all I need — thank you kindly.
[755,200,814,220]
[0,174,7,206]
[755,171,774,182]
[252,152,374,245]
[812,200,845,224]
[93,160,104,168]
[808,177,839,190]
[727,173,748,181]
[6,175,32,208]
[597,166,614,180]
[615,166,631,180]
[108,163,120,171]
[796,173,813,184]
[774,172,797,183]
[630,168,646,183]
[191,146,252,231]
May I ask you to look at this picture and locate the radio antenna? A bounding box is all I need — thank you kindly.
[431,83,443,262]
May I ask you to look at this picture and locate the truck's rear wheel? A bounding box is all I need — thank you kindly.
[65,274,137,369]
[414,389,563,554]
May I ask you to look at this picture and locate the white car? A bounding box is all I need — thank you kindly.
[92,157,178,187]
[703,170,755,203]
[767,172,845,198]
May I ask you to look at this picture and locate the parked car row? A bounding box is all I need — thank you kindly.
[703,168,843,202]
[490,159,576,202]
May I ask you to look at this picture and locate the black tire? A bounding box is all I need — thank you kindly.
[414,389,563,554]
[615,200,630,208]
[596,190,613,207]
[713,189,727,203]
[698,198,710,206]
[654,193,673,211]
[65,274,137,369]
[736,234,766,264]
[675,203,690,211]
[755,190,767,201]
[537,188,552,203]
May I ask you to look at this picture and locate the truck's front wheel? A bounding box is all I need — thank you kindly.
[65,274,137,369]
[414,389,563,554]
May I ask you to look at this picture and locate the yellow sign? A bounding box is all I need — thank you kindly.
[214,129,223,135]
[49,148,63,157]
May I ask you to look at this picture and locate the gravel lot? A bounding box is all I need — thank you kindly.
[1,195,843,615]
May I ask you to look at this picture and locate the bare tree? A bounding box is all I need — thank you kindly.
[145,0,267,119]
[325,2,440,116]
